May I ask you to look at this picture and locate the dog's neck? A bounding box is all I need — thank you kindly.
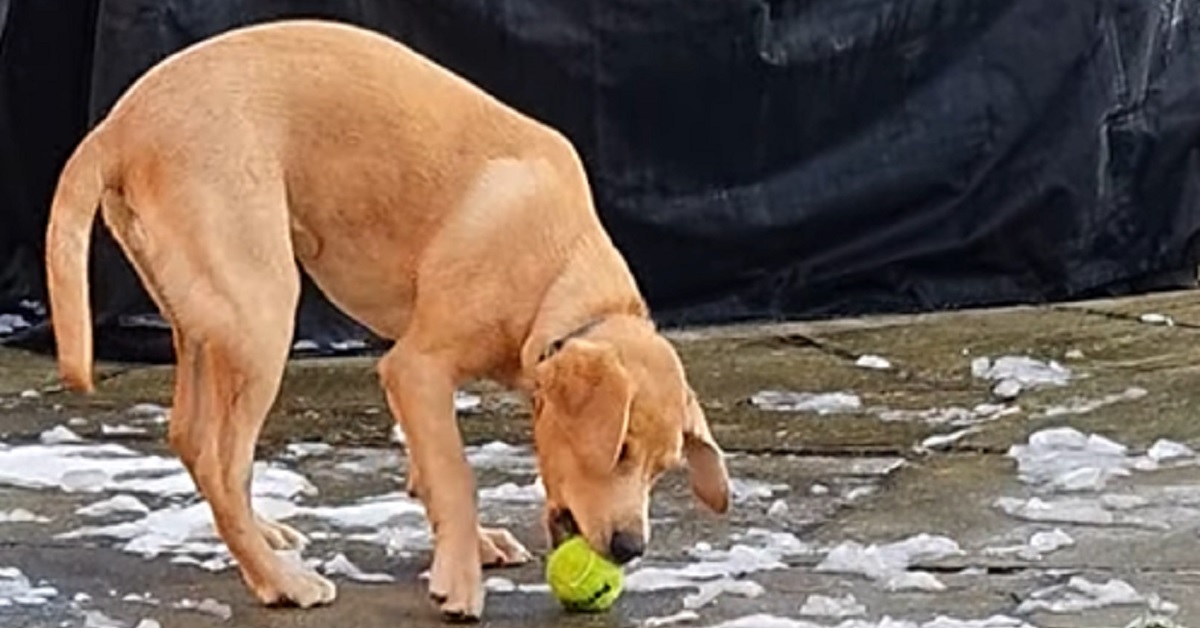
[517,237,648,387]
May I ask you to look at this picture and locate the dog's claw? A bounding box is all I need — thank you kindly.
[428,535,485,622]
[478,526,531,568]
[256,515,309,551]
[251,566,337,609]
[442,609,481,624]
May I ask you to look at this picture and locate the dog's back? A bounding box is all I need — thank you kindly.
[48,18,621,389]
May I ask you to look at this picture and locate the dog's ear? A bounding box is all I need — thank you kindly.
[683,388,730,513]
[535,339,634,475]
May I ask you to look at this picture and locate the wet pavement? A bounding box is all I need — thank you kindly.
[4,291,1200,627]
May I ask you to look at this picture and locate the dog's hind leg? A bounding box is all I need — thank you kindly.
[107,178,333,608]
[174,278,336,608]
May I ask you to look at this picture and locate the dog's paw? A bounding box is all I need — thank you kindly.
[429,540,484,622]
[252,566,338,609]
[256,514,309,551]
[478,526,531,568]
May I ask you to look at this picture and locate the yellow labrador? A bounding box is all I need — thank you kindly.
[44,18,730,622]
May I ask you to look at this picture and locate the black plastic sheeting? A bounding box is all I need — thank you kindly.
[4,0,1200,362]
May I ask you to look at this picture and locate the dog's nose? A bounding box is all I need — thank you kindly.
[608,531,645,564]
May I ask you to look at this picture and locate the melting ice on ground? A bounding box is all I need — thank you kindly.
[0,567,57,607]
[750,391,863,415]
[982,528,1074,561]
[708,614,1036,628]
[1016,575,1170,615]
[625,528,813,596]
[1007,426,1197,493]
[814,533,963,592]
[855,355,892,370]
[971,356,1072,388]
[799,593,867,618]
[0,509,50,523]
[1035,387,1149,419]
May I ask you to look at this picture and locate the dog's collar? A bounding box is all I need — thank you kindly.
[538,318,607,363]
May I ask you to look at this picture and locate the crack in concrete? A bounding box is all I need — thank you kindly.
[1051,304,1200,330]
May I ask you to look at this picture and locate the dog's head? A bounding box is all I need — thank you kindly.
[530,316,730,564]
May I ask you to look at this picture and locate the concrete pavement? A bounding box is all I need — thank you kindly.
[4,291,1200,627]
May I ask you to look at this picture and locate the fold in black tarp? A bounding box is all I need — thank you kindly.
[3,0,1200,361]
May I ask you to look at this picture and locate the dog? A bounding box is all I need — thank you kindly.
[44,18,730,622]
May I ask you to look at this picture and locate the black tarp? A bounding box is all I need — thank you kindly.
[3,0,1200,362]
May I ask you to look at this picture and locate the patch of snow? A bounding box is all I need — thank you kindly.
[810,484,831,495]
[19,389,40,399]
[465,441,533,470]
[642,610,701,627]
[319,553,394,583]
[1029,528,1075,554]
[983,528,1074,561]
[0,440,317,501]
[972,356,1071,388]
[75,494,164,520]
[1008,427,1134,492]
[126,403,169,422]
[101,424,149,436]
[1139,313,1175,326]
[731,478,790,503]
[485,577,517,593]
[709,615,1035,628]
[455,390,483,413]
[991,379,1023,400]
[845,486,877,501]
[1009,426,1196,496]
[82,611,125,628]
[681,577,764,609]
[855,355,892,370]
[122,591,158,605]
[917,428,979,452]
[876,403,1019,427]
[814,533,963,587]
[750,391,863,415]
[994,496,1115,526]
[628,532,809,594]
[0,566,57,607]
[40,426,84,444]
[173,597,233,620]
[1146,439,1195,464]
[285,442,334,459]
[0,508,50,523]
[767,500,789,518]
[64,487,431,566]
[799,593,866,618]
[1036,387,1149,419]
[885,571,947,592]
[1017,576,1148,614]
[479,478,545,503]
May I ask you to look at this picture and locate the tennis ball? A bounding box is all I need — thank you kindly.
[545,536,624,612]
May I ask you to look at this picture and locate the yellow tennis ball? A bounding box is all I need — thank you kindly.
[545,536,624,612]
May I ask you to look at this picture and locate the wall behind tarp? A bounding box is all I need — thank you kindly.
[3,0,1200,362]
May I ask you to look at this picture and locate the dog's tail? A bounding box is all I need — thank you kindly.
[45,129,109,393]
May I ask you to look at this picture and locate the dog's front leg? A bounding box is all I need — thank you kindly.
[379,347,484,622]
